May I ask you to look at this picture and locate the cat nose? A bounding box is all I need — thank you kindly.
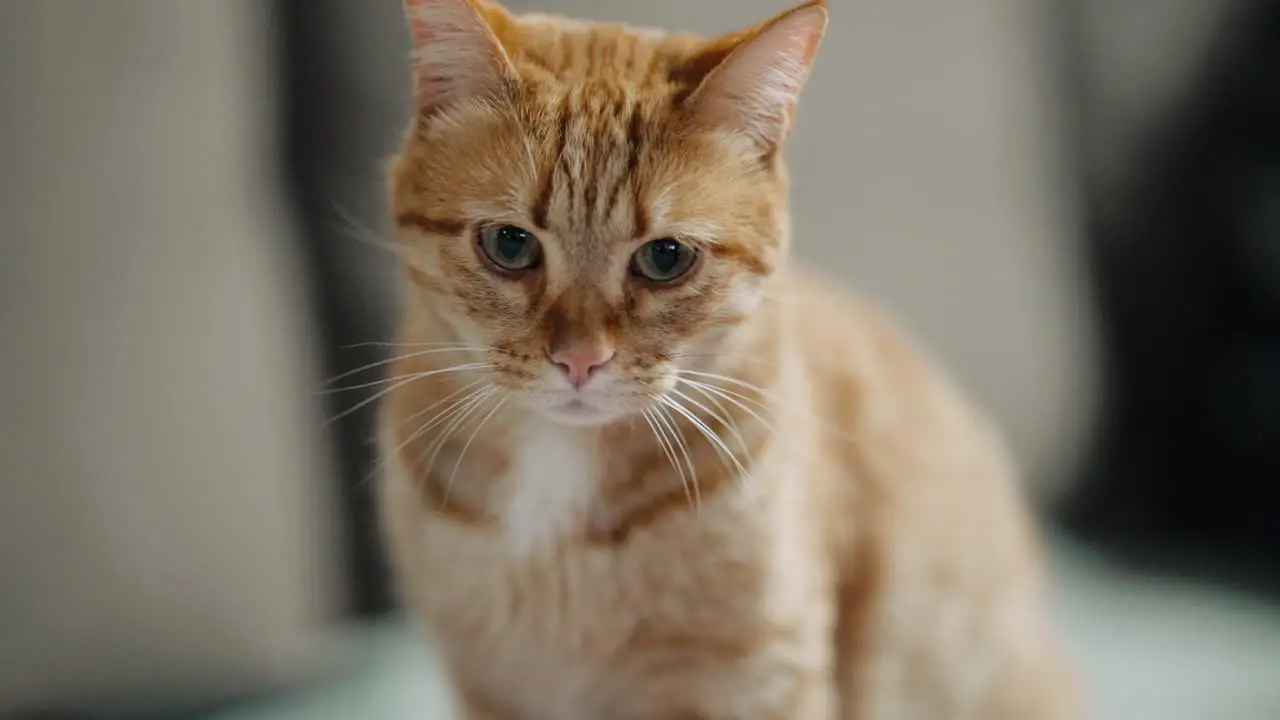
[549,344,614,390]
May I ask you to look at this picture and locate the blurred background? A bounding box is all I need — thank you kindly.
[2,0,1278,718]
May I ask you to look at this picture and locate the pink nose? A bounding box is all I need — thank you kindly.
[549,344,614,389]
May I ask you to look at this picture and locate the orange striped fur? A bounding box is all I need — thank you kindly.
[377,1,1081,717]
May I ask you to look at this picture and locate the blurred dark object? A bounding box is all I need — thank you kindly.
[1060,0,1280,594]
[276,0,407,618]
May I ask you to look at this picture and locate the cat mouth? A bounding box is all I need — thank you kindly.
[543,396,617,426]
[553,398,602,418]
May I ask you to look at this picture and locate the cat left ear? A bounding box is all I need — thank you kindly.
[403,0,518,115]
[685,1,828,153]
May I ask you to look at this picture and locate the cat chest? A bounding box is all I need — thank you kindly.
[417,514,652,718]
[413,507,757,715]
[495,423,599,554]
[406,424,786,717]
[413,428,631,716]
[416,512,807,720]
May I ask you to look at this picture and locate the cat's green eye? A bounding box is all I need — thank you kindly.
[478,224,542,273]
[631,238,698,284]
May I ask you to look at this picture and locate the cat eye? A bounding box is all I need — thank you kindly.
[477,224,542,273]
[631,238,698,285]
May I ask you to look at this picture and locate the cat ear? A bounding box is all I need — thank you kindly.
[685,1,828,152]
[402,0,518,114]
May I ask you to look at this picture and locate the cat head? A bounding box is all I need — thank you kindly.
[389,0,826,426]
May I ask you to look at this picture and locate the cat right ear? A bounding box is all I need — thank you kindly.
[402,0,518,115]
[684,1,828,153]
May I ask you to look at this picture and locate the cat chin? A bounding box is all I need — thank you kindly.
[543,412,617,428]
[531,398,633,428]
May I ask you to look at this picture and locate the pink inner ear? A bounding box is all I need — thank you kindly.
[403,0,512,113]
[405,0,470,47]
[690,5,827,149]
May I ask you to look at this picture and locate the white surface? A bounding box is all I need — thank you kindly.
[1055,544,1280,720]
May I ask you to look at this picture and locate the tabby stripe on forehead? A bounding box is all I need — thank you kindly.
[585,96,629,225]
[600,105,644,234]
[397,212,465,237]
[625,108,650,237]
[532,94,574,230]
[581,135,600,224]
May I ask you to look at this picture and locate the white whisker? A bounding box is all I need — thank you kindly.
[649,398,701,511]
[443,392,509,506]
[414,387,495,472]
[670,353,778,369]
[363,380,491,486]
[398,378,490,431]
[341,341,492,350]
[326,363,491,425]
[677,369,855,443]
[677,369,770,398]
[321,362,494,395]
[642,408,693,509]
[656,394,753,484]
[677,378,777,434]
[671,384,752,461]
[326,374,425,425]
[322,347,491,388]
[416,387,496,496]
[326,201,408,261]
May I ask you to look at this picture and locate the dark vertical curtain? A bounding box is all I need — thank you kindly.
[273,0,404,618]
[1059,0,1280,595]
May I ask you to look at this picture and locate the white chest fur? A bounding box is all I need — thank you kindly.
[500,421,599,555]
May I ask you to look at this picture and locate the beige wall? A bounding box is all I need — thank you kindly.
[0,2,344,711]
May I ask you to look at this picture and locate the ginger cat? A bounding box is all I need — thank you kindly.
[376,0,1080,717]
